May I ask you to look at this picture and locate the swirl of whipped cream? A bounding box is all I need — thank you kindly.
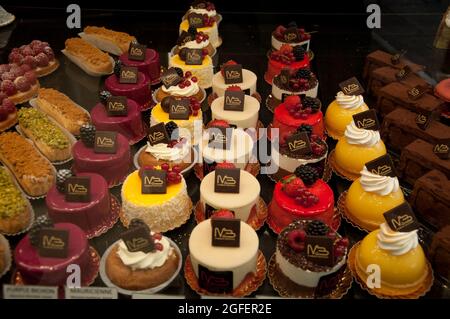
[359,166,399,196]
[344,121,380,146]
[179,39,210,50]
[145,141,191,162]
[189,7,216,17]
[377,223,418,256]
[336,91,364,110]
[117,235,173,270]
[161,79,200,97]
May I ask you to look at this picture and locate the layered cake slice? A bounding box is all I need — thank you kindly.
[264,44,310,84]
[212,61,257,97]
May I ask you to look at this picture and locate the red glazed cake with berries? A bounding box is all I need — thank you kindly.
[269,95,324,142]
[0,97,17,132]
[265,44,310,84]
[8,40,59,77]
[119,48,161,85]
[154,68,205,103]
[275,219,348,291]
[104,61,152,111]
[0,63,39,104]
[271,22,311,51]
[72,124,131,187]
[91,91,146,145]
[267,167,335,234]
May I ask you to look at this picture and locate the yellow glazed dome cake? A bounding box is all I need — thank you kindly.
[121,169,192,233]
[324,91,369,140]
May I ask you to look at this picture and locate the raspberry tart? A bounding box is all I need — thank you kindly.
[271,22,311,51]
[80,26,136,56]
[0,97,17,132]
[267,168,335,234]
[212,60,257,97]
[154,67,205,103]
[8,40,59,77]
[0,63,39,104]
[265,44,310,84]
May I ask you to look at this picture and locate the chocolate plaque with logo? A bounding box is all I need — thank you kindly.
[38,228,69,258]
[106,96,128,116]
[407,85,427,101]
[119,66,138,84]
[169,98,190,120]
[433,139,450,160]
[365,154,397,177]
[285,132,312,156]
[185,48,203,65]
[211,218,241,247]
[94,131,117,154]
[65,176,91,202]
[198,265,233,293]
[128,43,146,61]
[208,126,231,150]
[352,109,379,131]
[147,122,170,146]
[188,12,204,28]
[279,68,291,87]
[305,235,334,267]
[415,110,432,130]
[214,168,240,193]
[223,64,243,84]
[224,90,245,111]
[395,66,411,80]
[284,26,300,42]
[383,202,418,233]
[141,169,167,194]
[161,68,182,89]
[339,77,365,96]
[121,225,154,253]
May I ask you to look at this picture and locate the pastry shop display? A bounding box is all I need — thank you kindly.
[324,90,369,140]
[212,60,257,97]
[271,22,311,51]
[154,67,205,103]
[0,63,39,104]
[363,50,424,81]
[14,216,99,286]
[17,107,73,163]
[91,90,146,144]
[429,225,450,282]
[0,233,11,278]
[0,166,33,235]
[180,1,221,48]
[150,96,202,143]
[367,66,432,97]
[397,139,450,185]
[0,132,55,198]
[120,167,193,233]
[0,98,17,132]
[46,169,116,238]
[104,60,153,111]
[104,219,181,292]
[266,67,319,111]
[173,27,216,59]
[72,124,131,187]
[273,220,349,293]
[265,44,310,84]
[341,155,405,231]
[376,82,445,118]
[267,167,335,234]
[119,44,161,84]
[270,124,328,181]
[349,219,433,298]
[210,86,260,129]
[79,26,136,56]
[269,95,324,141]
[187,217,262,295]
[409,170,450,230]
[331,111,387,181]
[168,47,213,89]
[381,108,450,153]
[34,88,91,136]
[63,37,113,76]
[8,40,59,77]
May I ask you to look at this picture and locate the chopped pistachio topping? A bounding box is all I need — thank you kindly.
[0,168,27,219]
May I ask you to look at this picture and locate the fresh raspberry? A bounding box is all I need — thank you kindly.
[0,107,8,121]
[23,55,37,69]
[0,64,11,74]
[10,66,25,77]
[284,95,301,107]
[14,76,31,92]
[24,71,37,85]
[20,64,32,73]
[211,209,235,219]
[1,72,16,82]
[287,230,306,252]
[172,166,182,174]
[161,163,170,171]
[1,80,17,96]
[153,233,163,241]
[2,99,15,113]
[22,46,35,56]
[154,243,164,251]
[35,53,49,67]
[0,91,7,104]
[9,53,23,65]
[294,188,319,207]
[43,47,55,60]
[191,76,198,83]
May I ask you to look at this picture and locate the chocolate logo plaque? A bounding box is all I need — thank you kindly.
[383,202,418,232]
[94,131,117,154]
[339,77,365,96]
[279,68,291,86]
[198,265,233,293]
[161,68,182,89]
[147,122,170,146]
[352,109,380,131]
[305,236,334,267]
[141,169,167,194]
[211,218,241,247]
[214,168,240,193]
[395,66,411,80]
[106,96,128,116]
[169,99,190,120]
[365,154,397,177]
[38,228,69,258]
[284,26,300,42]
[121,226,154,253]
[208,126,231,150]
[188,12,204,28]
[224,90,245,112]
[285,132,312,156]
[185,48,203,65]
[391,50,406,65]
[128,43,146,61]
[119,66,138,84]
[407,85,427,101]
[65,176,91,202]
[415,109,433,130]
[223,64,243,84]
[433,139,450,160]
